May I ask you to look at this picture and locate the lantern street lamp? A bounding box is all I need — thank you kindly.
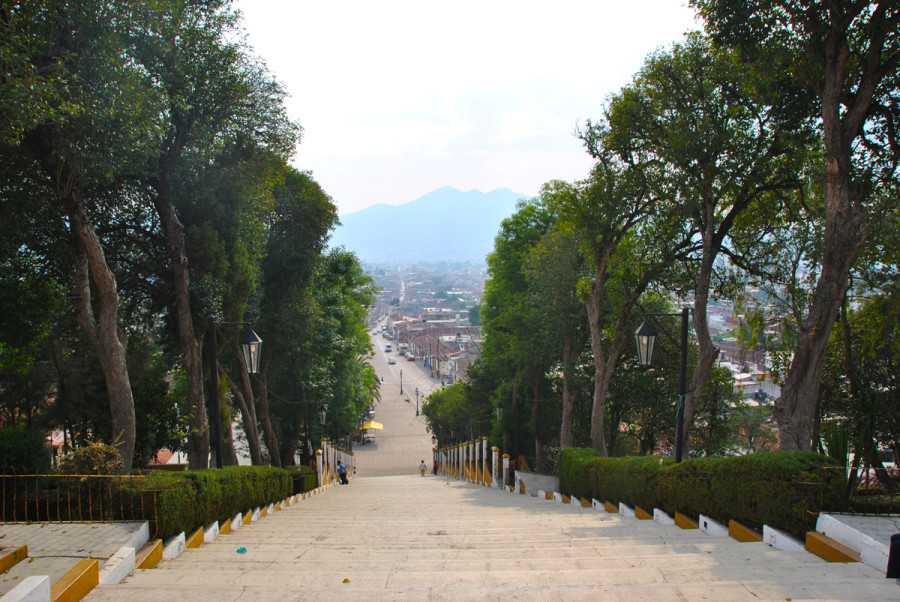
[208,317,262,469]
[634,306,690,463]
[318,404,328,426]
[495,400,504,421]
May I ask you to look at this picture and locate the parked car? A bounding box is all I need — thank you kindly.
[388,357,396,364]
[407,355,415,361]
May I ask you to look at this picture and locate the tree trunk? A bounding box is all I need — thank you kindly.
[223,362,263,465]
[221,413,239,466]
[65,191,136,473]
[776,155,865,450]
[681,252,720,460]
[255,351,282,467]
[153,161,209,469]
[559,322,586,449]
[776,12,875,451]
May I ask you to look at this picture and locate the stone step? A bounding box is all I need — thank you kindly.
[85,477,898,600]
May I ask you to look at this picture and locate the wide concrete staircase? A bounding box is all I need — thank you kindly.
[86,475,898,601]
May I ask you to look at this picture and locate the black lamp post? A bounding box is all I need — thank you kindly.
[415,387,419,416]
[635,307,690,463]
[400,369,403,394]
[319,404,328,427]
[208,317,262,469]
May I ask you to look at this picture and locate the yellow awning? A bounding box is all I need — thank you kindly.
[361,420,384,430]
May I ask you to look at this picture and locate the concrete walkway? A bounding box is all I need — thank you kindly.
[84,475,900,601]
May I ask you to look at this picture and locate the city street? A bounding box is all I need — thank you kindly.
[352,329,440,477]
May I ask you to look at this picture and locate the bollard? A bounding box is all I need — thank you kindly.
[887,533,900,578]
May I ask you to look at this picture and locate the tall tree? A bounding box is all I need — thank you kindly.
[132,0,297,467]
[2,1,167,469]
[693,0,900,450]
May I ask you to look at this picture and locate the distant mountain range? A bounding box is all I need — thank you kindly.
[329,187,527,264]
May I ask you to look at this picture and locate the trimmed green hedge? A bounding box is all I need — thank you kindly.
[285,464,317,495]
[559,448,848,537]
[128,466,292,540]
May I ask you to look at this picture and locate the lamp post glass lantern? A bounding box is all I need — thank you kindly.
[318,404,328,426]
[634,321,657,368]
[240,328,263,374]
[495,401,504,421]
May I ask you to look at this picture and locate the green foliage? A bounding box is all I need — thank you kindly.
[0,426,52,473]
[138,466,292,540]
[59,442,124,475]
[284,464,317,495]
[560,448,848,537]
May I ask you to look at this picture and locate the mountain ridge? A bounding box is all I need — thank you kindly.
[329,187,527,264]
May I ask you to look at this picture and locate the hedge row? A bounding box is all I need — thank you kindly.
[559,449,848,537]
[126,466,298,540]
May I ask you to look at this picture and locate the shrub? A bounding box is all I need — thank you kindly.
[0,426,52,474]
[135,466,292,540]
[559,449,848,538]
[656,451,847,536]
[285,464,317,494]
[59,443,124,475]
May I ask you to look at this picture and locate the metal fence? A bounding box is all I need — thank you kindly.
[1,472,159,536]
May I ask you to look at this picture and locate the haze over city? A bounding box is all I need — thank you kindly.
[235,1,700,215]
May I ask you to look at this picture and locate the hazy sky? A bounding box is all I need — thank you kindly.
[234,1,700,215]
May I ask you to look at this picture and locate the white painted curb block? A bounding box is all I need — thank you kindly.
[231,513,243,531]
[204,521,219,543]
[816,514,863,550]
[654,508,675,525]
[163,532,186,559]
[861,539,889,574]
[267,503,274,515]
[99,546,135,584]
[251,507,261,522]
[124,522,150,551]
[763,525,805,551]
[1,575,50,602]
[553,492,563,503]
[619,503,635,518]
[570,496,581,506]
[591,498,604,512]
[699,514,729,537]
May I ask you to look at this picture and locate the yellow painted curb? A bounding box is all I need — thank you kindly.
[580,497,591,508]
[242,510,252,525]
[185,526,204,549]
[604,501,618,513]
[806,531,860,563]
[635,506,653,520]
[260,506,268,518]
[561,494,570,504]
[50,557,98,602]
[136,540,163,569]
[728,519,763,543]
[219,518,232,535]
[545,491,553,500]
[674,512,699,530]
[0,544,27,574]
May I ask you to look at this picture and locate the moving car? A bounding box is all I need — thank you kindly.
[407,355,415,361]
[388,357,396,364]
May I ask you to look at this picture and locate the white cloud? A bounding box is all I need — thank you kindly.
[235,0,700,213]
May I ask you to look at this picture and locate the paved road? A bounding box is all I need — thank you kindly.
[354,330,439,477]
